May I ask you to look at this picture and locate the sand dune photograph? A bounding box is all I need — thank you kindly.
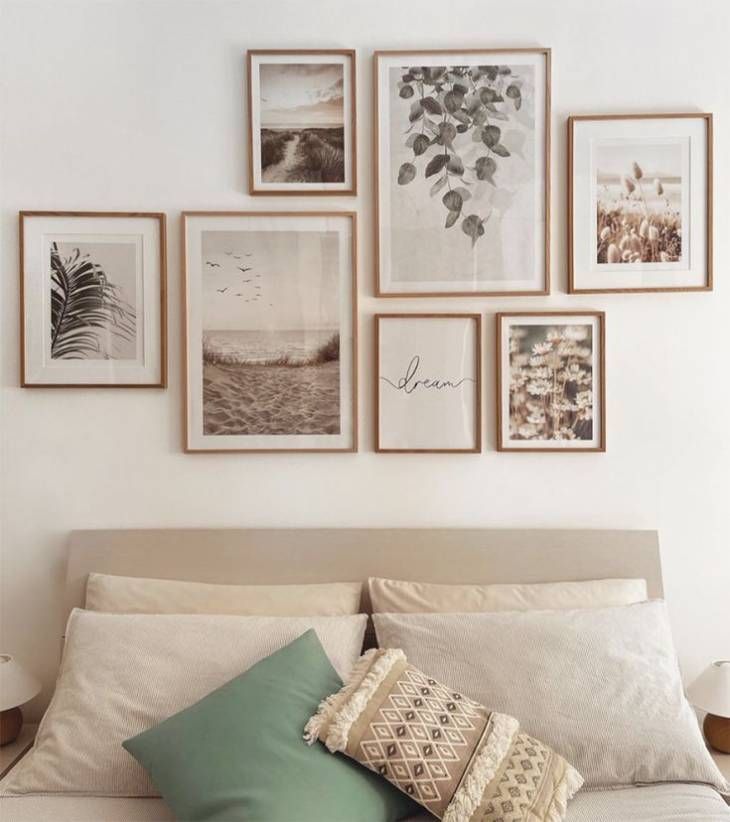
[248,51,355,193]
[184,213,356,452]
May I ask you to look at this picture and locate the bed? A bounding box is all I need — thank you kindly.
[1,527,728,821]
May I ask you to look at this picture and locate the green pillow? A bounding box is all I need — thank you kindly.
[123,629,417,822]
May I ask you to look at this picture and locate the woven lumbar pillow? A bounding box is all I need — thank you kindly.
[304,648,583,822]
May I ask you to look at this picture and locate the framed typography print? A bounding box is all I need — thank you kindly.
[20,211,166,387]
[183,211,357,452]
[375,48,550,296]
[247,50,357,195]
[569,113,713,293]
[376,314,481,453]
[497,312,605,452]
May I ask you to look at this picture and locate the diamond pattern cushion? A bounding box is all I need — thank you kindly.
[304,649,583,822]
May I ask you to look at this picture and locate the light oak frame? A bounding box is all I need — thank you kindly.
[374,312,482,454]
[246,49,357,196]
[567,112,713,294]
[496,310,606,453]
[373,48,551,298]
[19,210,168,388]
[181,210,359,453]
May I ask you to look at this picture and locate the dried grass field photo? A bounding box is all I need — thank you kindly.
[595,141,683,265]
[508,323,594,442]
[256,61,346,185]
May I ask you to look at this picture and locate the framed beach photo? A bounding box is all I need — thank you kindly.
[375,48,550,296]
[497,312,605,452]
[247,50,356,195]
[183,211,357,453]
[569,113,713,293]
[20,211,166,387]
[375,314,481,453]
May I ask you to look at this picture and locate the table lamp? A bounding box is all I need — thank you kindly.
[687,659,730,753]
[0,655,41,746]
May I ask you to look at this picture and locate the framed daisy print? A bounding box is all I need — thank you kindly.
[375,48,550,296]
[569,113,713,293]
[497,311,605,452]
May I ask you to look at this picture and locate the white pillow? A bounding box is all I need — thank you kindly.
[374,602,728,792]
[0,610,367,797]
[86,573,362,615]
[368,576,647,613]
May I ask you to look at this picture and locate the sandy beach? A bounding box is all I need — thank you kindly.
[203,360,340,436]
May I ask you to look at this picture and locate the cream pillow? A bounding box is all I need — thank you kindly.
[368,577,647,613]
[0,610,367,797]
[86,572,362,615]
[374,603,728,792]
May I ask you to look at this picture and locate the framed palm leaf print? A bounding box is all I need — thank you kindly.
[20,211,167,387]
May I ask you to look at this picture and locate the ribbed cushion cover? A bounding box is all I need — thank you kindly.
[305,648,583,822]
[374,603,729,792]
[0,610,367,797]
[123,631,418,822]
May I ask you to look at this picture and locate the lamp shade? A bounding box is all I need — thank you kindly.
[0,655,41,711]
[687,660,730,718]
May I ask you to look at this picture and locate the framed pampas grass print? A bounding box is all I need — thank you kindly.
[374,48,550,296]
[375,314,481,453]
[247,50,356,195]
[183,211,357,453]
[569,113,713,293]
[20,211,167,387]
[497,312,605,452]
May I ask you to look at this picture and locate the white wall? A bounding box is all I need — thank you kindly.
[1,0,728,718]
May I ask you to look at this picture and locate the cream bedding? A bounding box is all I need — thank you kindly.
[0,784,728,821]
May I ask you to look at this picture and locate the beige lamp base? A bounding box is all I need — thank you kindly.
[0,707,23,747]
[704,713,730,754]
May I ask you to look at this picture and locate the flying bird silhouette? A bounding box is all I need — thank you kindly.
[224,251,233,256]
[233,255,242,260]
[244,253,253,257]
[205,261,220,267]
[254,274,262,278]
[241,278,252,283]
[216,287,228,293]
[235,293,244,297]
[237,266,252,273]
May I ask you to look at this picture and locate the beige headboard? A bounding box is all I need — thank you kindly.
[65,528,662,619]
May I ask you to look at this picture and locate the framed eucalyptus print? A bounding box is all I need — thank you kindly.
[375,48,550,296]
[376,314,481,453]
[247,50,357,195]
[497,312,605,452]
[20,211,166,387]
[569,113,713,293]
[183,211,357,453]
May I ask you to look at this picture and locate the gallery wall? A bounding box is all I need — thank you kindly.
[1,0,729,716]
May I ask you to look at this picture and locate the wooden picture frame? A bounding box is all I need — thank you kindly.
[375,313,482,453]
[496,311,605,452]
[20,210,167,388]
[246,49,357,196]
[568,113,713,294]
[182,210,358,453]
[374,48,551,297]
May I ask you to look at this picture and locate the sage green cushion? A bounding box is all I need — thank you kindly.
[123,629,416,822]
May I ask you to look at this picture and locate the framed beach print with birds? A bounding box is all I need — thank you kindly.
[19,211,167,387]
[247,50,356,195]
[497,311,605,452]
[183,211,357,453]
[374,48,550,296]
[568,113,713,293]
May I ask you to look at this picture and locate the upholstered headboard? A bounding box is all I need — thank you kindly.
[65,528,662,620]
